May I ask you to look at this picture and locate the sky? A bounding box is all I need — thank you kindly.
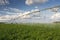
[0,0,60,23]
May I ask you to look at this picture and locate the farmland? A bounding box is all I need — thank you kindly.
[0,23,60,40]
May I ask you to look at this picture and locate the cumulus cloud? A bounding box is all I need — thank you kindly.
[3,8,23,13]
[0,0,9,5]
[25,0,48,5]
[0,15,19,22]
[51,12,60,21]
[0,8,24,15]
[0,15,18,20]
[18,9,40,16]
[14,8,40,19]
[25,0,33,5]
[0,8,23,22]
[0,8,40,22]
[21,15,31,19]
[8,8,23,13]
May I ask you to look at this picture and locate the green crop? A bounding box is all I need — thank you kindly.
[0,23,60,40]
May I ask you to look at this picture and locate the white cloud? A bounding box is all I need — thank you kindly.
[0,8,23,22]
[0,0,9,5]
[0,9,39,21]
[25,0,48,5]
[21,15,31,19]
[18,9,40,16]
[51,12,60,21]
[18,9,40,19]
[25,0,33,5]
[4,8,23,13]
[0,15,19,22]
[0,8,24,15]
[35,6,38,9]
[8,8,23,13]
[0,15,17,20]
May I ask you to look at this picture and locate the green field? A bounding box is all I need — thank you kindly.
[0,23,60,40]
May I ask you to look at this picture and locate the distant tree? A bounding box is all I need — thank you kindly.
[53,21,60,23]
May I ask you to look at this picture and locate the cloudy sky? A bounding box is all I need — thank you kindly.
[0,0,60,23]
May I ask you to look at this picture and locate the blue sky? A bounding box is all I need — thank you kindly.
[0,0,60,10]
[0,0,60,23]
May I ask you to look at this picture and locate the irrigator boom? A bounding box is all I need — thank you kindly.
[9,9,40,22]
[9,5,60,23]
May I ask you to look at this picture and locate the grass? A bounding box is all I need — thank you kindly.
[0,23,60,40]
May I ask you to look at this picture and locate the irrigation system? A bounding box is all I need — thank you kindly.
[8,5,60,23]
